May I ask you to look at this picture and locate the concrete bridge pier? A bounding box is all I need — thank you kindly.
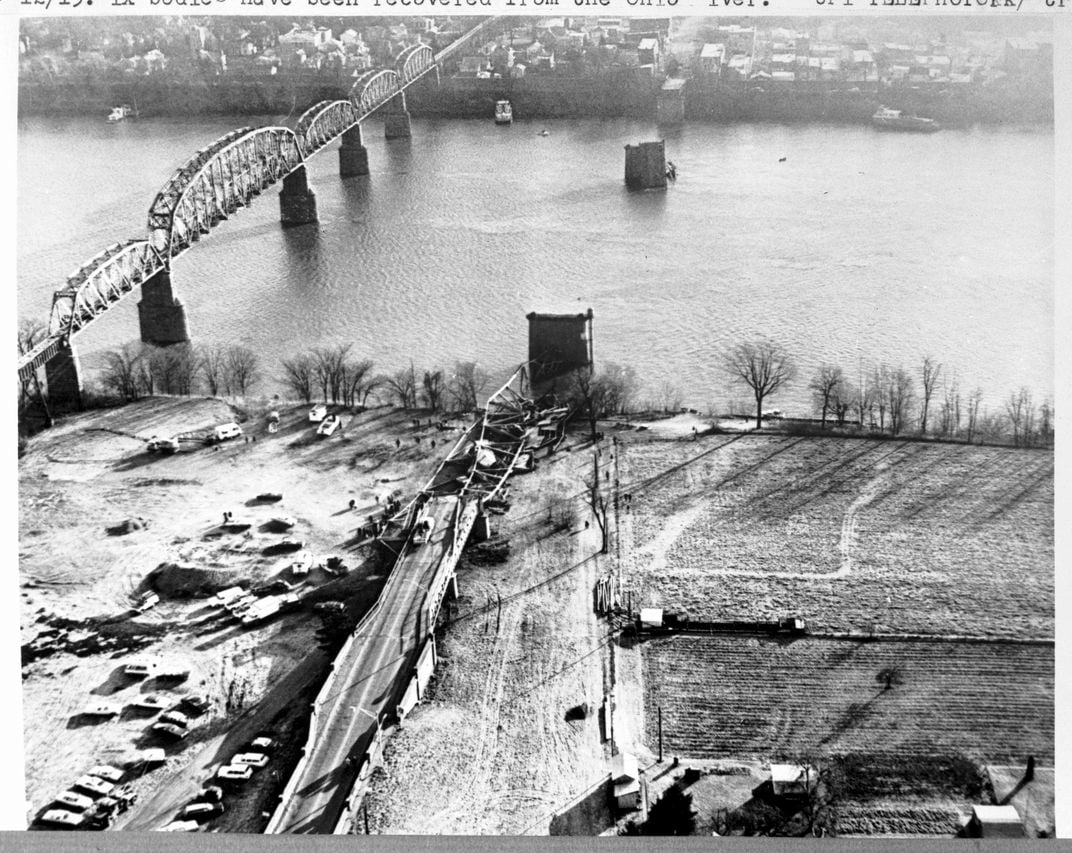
[45,342,83,411]
[624,141,668,191]
[279,165,319,226]
[384,93,412,140]
[138,269,190,345]
[339,125,370,178]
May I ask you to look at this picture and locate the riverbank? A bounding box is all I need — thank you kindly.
[17,396,458,831]
[18,73,1052,127]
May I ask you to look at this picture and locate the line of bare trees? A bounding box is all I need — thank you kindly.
[280,345,492,413]
[95,341,262,402]
[725,338,1053,448]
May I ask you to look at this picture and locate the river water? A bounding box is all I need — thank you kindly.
[17,114,1053,415]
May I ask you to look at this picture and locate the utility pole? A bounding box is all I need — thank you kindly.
[658,706,663,763]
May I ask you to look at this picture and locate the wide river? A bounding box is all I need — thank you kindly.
[17,114,1053,415]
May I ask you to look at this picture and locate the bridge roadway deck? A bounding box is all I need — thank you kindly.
[272,495,460,834]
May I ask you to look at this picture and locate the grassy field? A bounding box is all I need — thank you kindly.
[619,435,1053,639]
[642,635,1053,763]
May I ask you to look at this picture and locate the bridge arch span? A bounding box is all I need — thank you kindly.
[295,100,359,160]
[395,44,435,86]
[349,69,402,117]
[50,240,164,340]
[147,126,304,261]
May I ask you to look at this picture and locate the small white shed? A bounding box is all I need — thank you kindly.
[969,805,1024,838]
[770,764,817,798]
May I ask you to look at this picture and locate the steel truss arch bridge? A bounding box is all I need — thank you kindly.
[18,17,502,385]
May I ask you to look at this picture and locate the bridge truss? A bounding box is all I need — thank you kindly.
[18,21,496,381]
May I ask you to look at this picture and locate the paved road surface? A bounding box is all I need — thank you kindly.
[271,496,459,833]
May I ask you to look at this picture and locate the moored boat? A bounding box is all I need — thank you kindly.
[494,99,513,125]
[871,107,939,133]
[107,104,136,122]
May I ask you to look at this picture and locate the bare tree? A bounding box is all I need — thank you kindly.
[871,365,890,432]
[17,318,52,425]
[938,375,961,439]
[808,365,844,428]
[421,369,446,412]
[1037,399,1054,448]
[312,344,351,404]
[448,361,488,412]
[919,356,942,435]
[224,346,260,397]
[343,358,377,408]
[199,344,227,397]
[100,343,146,402]
[966,388,983,444]
[383,363,418,409]
[852,376,876,432]
[657,380,683,414]
[149,343,197,395]
[1005,387,1033,447]
[281,352,316,403]
[724,340,795,429]
[599,363,639,416]
[886,368,914,437]
[830,379,853,428]
[565,367,605,440]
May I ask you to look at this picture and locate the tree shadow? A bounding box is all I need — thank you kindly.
[66,713,115,730]
[91,666,134,696]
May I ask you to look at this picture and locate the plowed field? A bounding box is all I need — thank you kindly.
[619,436,1053,638]
[642,635,1053,762]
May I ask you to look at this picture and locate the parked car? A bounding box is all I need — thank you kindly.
[160,710,190,728]
[87,765,125,784]
[211,423,243,443]
[151,722,188,740]
[131,694,170,712]
[230,752,269,769]
[181,694,211,715]
[40,809,85,828]
[216,764,254,783]
[180,801,225,821]
[73,775,114,798]
[316,415,340,437]
[124,662,156,679]
[250,736,275,753]
[308,404,327,423]
[53,791,94,812]
[263,538,304,555]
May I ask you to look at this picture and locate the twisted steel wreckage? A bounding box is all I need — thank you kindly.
[17,17,582,831]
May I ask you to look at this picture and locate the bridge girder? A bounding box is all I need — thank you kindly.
[395,44,434,87]
[349,69,402,117]
[147,126,303,261]
[19,19,504,385]
[295,99,359,159]
[49,240,164,340]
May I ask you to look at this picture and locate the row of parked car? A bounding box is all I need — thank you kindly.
[156,736,275,832]
[39,764,137,830]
